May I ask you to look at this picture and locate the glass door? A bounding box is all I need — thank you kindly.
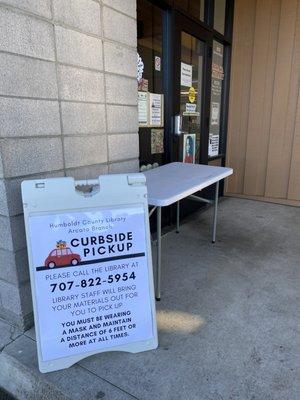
[169,12,212,218]
[179,31,204,164]
[172,12,212,165]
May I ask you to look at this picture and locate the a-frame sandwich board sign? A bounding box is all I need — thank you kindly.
[21,173,158,373]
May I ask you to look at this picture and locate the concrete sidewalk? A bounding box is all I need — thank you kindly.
[0,198,299,400]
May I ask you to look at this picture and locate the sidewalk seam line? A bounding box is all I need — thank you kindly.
[79,364,140,400]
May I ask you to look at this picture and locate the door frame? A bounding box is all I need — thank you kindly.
[164,10,213,164]
[137,0,234,227]
[162,11,215,220]
[138,0,234,174]
[170,11,213,165]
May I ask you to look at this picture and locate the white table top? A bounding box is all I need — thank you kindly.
[143,162,233,207]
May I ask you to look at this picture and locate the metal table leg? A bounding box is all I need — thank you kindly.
[212,181,219,243]
[156,206,162,300]
[176,200,180,233]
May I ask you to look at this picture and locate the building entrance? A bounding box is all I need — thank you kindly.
[137,0,233,217]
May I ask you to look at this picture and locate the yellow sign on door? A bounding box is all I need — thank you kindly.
[188,86,196,103]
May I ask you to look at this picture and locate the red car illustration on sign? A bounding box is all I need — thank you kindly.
[45,248,81,268]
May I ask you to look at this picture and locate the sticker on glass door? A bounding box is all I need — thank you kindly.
[183,134,196,163]
[180,62,193,87]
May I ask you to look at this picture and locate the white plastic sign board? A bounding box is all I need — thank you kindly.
[21,174,158,373]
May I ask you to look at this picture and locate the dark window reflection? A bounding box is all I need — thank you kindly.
[137,0,165,168]
[175,0,205,21]
[214,0,226,34]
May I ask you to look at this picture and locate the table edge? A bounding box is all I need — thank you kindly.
[147,169,233,207]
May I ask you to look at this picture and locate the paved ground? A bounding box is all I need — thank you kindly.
[0,198,299,400]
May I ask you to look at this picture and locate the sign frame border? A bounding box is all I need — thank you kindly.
[22,173,158,373]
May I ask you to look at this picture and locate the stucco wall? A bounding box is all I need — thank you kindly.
[0,0,138,330]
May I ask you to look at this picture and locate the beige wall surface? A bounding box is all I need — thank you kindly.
[0,0,138,330]
[226,0,300,206]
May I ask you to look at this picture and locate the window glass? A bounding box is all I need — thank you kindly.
[175,0,205,22]
[214,0,226,34]
[67,249,72,255]
[208,41,224,157]
[61,249,67,255]
[57,250,62,256]
[208,158,222,166]
[180,32,204,163]
[50,250,57,256]
[137,0,164,170]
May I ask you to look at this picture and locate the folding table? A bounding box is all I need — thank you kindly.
[143,162,233,300]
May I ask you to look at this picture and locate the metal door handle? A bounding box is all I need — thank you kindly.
[174,115,182,136]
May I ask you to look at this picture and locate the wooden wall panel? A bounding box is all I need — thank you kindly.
[265,0,300,198]
[243,0,280,196]
[288,89,300,199]
[226,0,300,206]
[225,0,256,194]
